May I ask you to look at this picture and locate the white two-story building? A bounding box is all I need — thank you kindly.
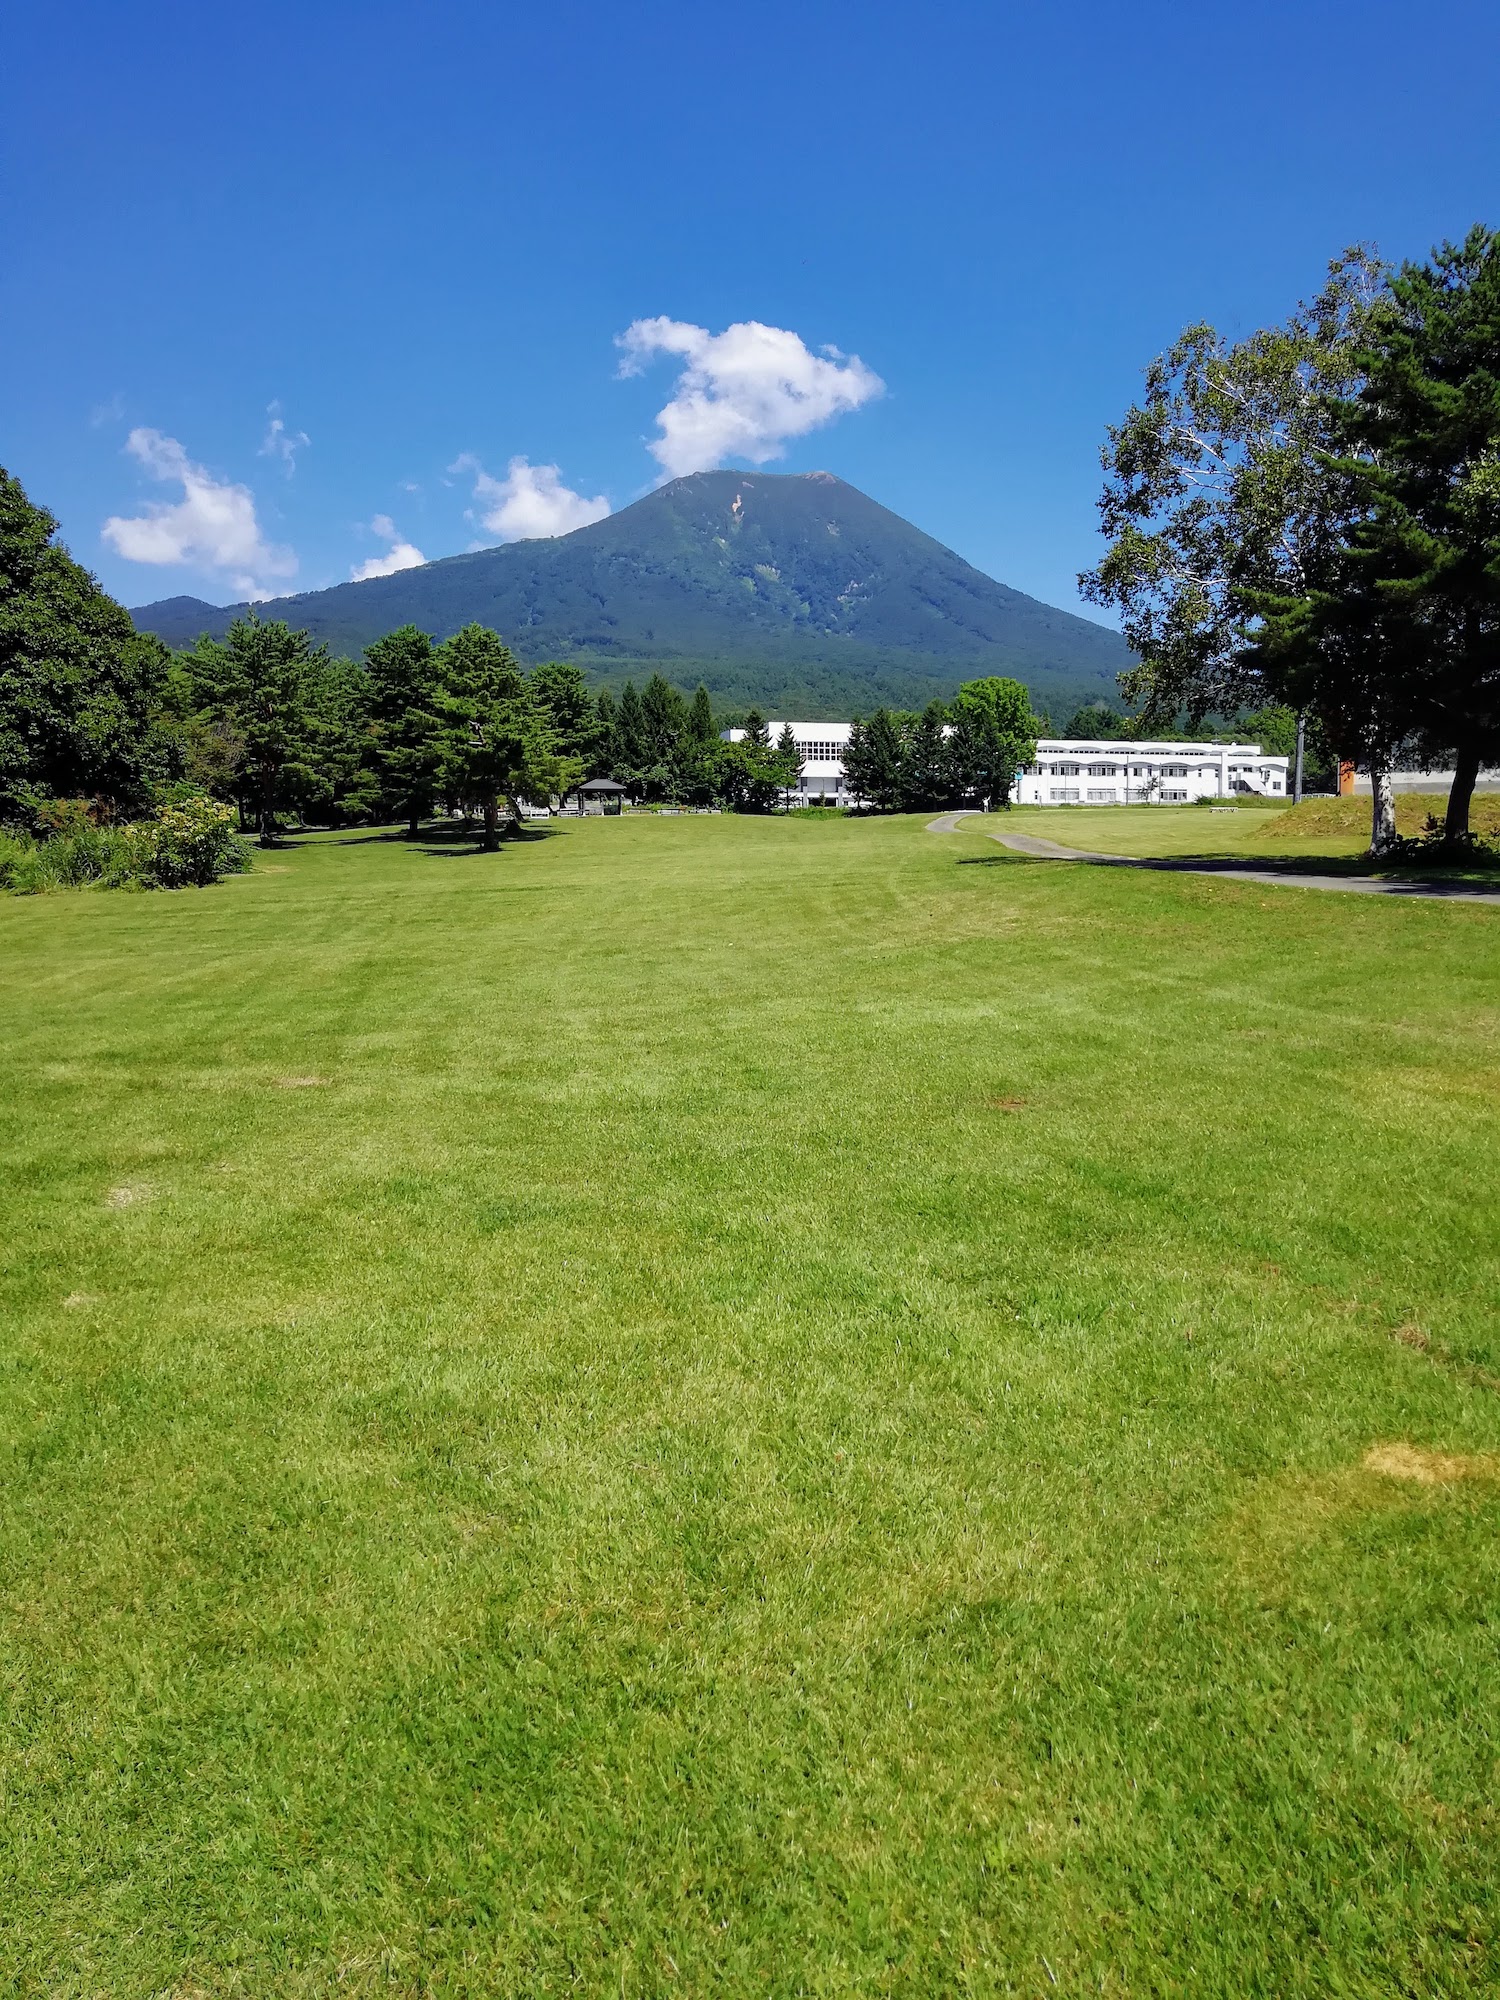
[1014,739,1289,805]
[727,725,1287,807]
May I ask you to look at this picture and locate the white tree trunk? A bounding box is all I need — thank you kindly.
[1369,764,1398,855]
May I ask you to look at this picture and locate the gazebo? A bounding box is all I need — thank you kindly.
[575,778,627,816]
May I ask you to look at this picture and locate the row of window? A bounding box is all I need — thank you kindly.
[795,742,845,761]
[1041,763,1197,778]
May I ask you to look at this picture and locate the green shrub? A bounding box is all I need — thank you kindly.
[140,793,250,887]
[0,794,249,895]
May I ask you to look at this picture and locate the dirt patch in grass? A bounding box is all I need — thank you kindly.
[104,1184,150,1208]
[1363,1442,1500,1484]
[275,1074,326,1088]
[988,1095,1028,1112]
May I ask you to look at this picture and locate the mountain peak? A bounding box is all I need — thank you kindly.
[131,470,1128,718]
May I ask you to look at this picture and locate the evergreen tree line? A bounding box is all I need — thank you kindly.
[1084,225,1500,853]
[843,677,1040,813]
[0,467,809,846]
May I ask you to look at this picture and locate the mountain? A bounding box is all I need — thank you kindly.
[130,471,1129,719]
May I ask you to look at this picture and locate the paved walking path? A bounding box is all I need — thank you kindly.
[926,812,1500,905]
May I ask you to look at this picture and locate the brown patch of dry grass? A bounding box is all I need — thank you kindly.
[1362,1442,1500,1484]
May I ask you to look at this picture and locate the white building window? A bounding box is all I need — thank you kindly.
[1050,787,1081,802]
[1086,787,1116,802]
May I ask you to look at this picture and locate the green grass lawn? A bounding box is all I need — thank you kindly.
[4,812,1499,1996]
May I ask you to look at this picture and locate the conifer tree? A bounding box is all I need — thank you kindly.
[184,614,323,844]
[365,625,441,834]
[897,700,953,810]
[615,680,647,789]
[528,661,594,763]
[843,709,904,811]
[1328,226,1500,840]
[590,688,619,778]
[434,624,570,849]
[687,684,715,743]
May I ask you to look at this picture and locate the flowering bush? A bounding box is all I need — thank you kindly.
[138,793,250,887]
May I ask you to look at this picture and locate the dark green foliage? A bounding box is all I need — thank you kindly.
[615,680,647,782]
[366,626,442,833]
[303,655,378,826]
[182,616,329,845]
[844,709,905,811]
[433,623,575,848]
[687,684,716,744]
[589,688,619,779]
[528,661,595,763]
[0,790,248,894]
[896,700,956,811]
[946,676,1039,809]
[130,471,1132,720]
[1333,226,1500,835]
[1063,701,1131,739]
[0,465,176,818]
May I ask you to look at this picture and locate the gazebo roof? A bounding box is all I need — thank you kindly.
[578,778,627,793]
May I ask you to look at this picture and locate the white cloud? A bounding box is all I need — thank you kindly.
[259,400,309,474]
[350,513,426,581]
[451,453,611,541]
[615,317,884,480]
[101,428,296,599]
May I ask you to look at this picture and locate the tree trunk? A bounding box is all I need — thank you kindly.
[407,808,420,838]
[480,794,499,851]
[258,769,276,848]
[1369,763,1398,855]
[1445,744,1480,844]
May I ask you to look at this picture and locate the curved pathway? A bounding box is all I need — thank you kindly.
[926,811,1500,905]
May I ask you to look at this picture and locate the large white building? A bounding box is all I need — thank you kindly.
[728,724,1288,806]
[724,722,857,806]
[1015,738,1290,805]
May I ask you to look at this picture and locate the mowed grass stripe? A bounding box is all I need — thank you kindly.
[2,812,1498,1996]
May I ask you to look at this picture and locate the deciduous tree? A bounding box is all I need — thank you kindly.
[0,466,175,818]
[946,677,1038,809]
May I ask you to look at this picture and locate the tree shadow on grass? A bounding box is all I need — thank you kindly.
[409,822,570,858]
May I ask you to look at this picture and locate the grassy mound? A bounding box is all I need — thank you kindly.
[1256,790,1500,841]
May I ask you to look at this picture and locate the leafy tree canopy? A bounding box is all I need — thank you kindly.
[0,465,174,818]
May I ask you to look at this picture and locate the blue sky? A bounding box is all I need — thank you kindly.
[4,0,1498,618]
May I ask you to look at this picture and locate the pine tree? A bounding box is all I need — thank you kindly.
[434,624,569,849]
[687,684,715,743]
[1330,226,1500,840]
[774,723,803,806]
[528,661,594,762]
[590,688,619,778]
[365,625,441,834]
[843,710,904,811]
[184,615,323,845]
[616,680,647,789]
[896,700,953,811]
